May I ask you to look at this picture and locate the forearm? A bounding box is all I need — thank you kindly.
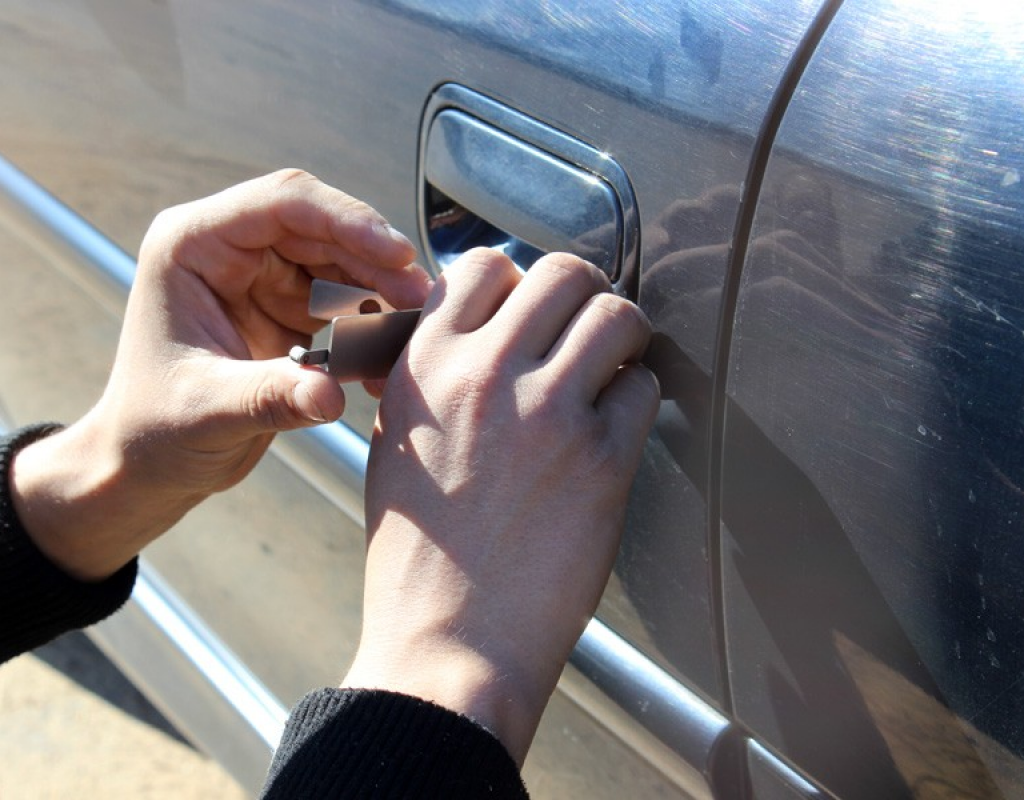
[9,410,204,582]
[0,424,137,662]
[342,651,536,766]
[341,597,559,767]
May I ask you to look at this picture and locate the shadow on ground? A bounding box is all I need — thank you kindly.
[33,630,193,748]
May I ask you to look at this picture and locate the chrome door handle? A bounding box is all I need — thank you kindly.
[424,109,620,273]
[419,85,638,289]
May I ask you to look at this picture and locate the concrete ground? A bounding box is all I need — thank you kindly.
[0,631,248,799]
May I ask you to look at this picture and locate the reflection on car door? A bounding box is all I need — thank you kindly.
[723,1,1024,797]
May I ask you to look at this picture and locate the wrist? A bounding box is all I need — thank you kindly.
[342,626,552,766]
[9,410,202,581]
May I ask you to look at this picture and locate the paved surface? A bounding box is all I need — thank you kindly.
[0,632,248,799]
[0,197,250,798]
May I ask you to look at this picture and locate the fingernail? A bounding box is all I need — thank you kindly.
[296,383,328,423]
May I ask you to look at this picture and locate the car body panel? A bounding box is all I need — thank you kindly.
[3,1,824,795]
[723,0,1024,796]
[4,0,1022,798]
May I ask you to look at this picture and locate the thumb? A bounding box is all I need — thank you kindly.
[223,357,346,434]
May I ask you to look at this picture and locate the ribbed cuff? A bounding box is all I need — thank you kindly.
[261,688,529,799]
[0,423,137,663]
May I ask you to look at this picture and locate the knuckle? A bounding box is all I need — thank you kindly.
[443,247,519,289]
[534,252,609,292]
[243,374,294,430]
[268,168,322,210]
[271,167,317,189]
[147,206,182,237]
[460,246,516,272]
[589,293,650,339]
[534,251,584,273]
[139,204,196,272]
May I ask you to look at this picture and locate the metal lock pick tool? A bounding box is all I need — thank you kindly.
[289,279,421,382]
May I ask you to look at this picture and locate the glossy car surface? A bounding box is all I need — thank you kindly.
[1,1,1022,797]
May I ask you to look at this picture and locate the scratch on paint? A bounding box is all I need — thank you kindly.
[952,285,1024,337]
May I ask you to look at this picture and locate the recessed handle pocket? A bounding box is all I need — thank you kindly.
[419,85,638,291]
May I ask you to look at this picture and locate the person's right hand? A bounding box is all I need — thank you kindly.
[11,170,429,582]
[345,249,659,765]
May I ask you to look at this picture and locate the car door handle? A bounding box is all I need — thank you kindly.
[424,109,621,275]
[419,87,637,288]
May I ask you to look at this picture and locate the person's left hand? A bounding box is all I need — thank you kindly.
[346,249,659,764]
[11,169,430,580]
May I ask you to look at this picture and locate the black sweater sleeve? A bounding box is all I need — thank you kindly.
[261,687,529,799]
[0,423,137,663]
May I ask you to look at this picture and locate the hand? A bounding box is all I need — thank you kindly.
[344,249,659,764]
[11,169,430,581]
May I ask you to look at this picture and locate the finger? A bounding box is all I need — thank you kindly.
[270,238,433,309]
[361,377,387,399]
[544,293,652,402]
[372,263,434,311]
[210,169,416,265]
[214,252,428,354]
[178,254,321,357]
[594,363,660,461]
[196,357,347,438]
[148,258,315,363]
[421,248,521,335]
[149,170,417,289]
[244,252,322,338]
[488,253,609,359]
[140,172,428,363]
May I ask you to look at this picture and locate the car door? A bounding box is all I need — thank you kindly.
[722,0,1024,797]
[0,1,864,797]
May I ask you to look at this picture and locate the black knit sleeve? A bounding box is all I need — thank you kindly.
[261,688,529,799]
[0,423,137,663]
